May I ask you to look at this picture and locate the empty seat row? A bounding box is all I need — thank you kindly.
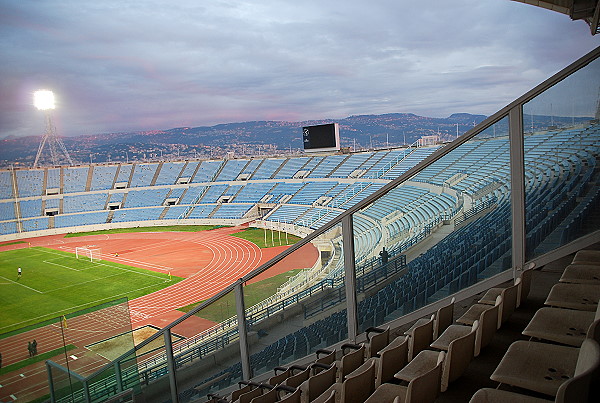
[470,250,600,403]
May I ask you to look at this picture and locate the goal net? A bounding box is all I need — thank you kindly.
[75,246,102,262]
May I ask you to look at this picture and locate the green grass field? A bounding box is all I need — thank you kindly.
[0,247,183,334]
[0,240,26,247]
[0,226,301,334]
[64,225,220,238]
[231,227,302,248]
[63,225,301,248]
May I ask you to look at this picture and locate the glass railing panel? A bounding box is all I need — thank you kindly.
[0,298,132,403]
[46,362,85,403]
[122,340,170,403]
[170,288,240,402]
[523,56,600,260]
[0,317,64,402]
[355,116,512,332]
[84,298,137,403]
[246,222,346,379]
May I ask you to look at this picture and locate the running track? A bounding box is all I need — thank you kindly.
[0,225,318,401]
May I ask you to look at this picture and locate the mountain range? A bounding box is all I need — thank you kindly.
[1,111,581,168]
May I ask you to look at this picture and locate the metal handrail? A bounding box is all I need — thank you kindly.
[81,45,600,386]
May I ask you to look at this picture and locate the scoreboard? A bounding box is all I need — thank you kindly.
[302,123,340,152]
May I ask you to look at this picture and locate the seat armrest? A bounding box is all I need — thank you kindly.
[289,364,308,374]
[316,348,334,357]
[274,366,289,374]
[365,326,386,341]
[238,380,261,388]
[341,343,362,354]
[276,384,298,393]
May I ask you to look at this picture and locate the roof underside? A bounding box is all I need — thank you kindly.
[512,0,600,34]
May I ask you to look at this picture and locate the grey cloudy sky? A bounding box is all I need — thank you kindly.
[0,0,598,139]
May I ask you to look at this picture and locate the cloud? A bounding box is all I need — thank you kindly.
[0,0,597,139]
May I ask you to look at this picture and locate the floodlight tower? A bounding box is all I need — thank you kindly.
[33,90,73,168]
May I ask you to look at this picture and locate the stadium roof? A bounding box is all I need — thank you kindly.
[512,0,600,34]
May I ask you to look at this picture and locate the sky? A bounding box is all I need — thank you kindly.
[0,0,598,139]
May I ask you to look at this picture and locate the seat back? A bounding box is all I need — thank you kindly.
[475,296,501,357]
[316,349,336,366]
[340,360,376,403]
[587,318,600,343]
[408,314,434,360]
[340,345,365,380]
[284,367,311,388]
[304,364,337,402]
[319,389,336,403]
[278,388,302,403]
[231,384,252,401]
[441,320,478,392]
[435,297,455,339]
[573,250,600,264]
[237,387,262,403]
[378,335,409,386]
[556,339,600,403]
[498,278,520,328]
[405,351,445,403]
[367,327,390,358]
[250,387,277,403]
[518,263,535,306]
[269,368,291,386]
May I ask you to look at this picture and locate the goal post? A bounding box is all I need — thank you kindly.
[75,246,102,262]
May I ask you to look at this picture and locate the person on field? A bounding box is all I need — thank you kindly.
[17,267,22,279]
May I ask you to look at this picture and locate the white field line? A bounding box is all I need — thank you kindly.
[0,275,43,293]
[58,245,173,273]
[43,260,83,271]
[0,280,172,332]
[37,248,169,280]
[43,272,124,293]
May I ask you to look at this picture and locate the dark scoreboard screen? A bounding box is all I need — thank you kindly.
[302,123,340,152]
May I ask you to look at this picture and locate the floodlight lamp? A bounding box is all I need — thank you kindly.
[34,90,55,110]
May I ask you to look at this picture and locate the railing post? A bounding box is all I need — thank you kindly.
[342,214,359,341]
[164,328,179,403]
[114,360,123,393]
[46,363,56,403]
[235,280,252,380]
[509,106,526,279]
[83,379,91,403]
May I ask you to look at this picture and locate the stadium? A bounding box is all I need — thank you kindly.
[1,3,600,403]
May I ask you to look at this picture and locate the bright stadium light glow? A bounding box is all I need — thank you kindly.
[34,90,55,110]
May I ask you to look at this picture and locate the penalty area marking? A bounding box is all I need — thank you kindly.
[0,275,43,293]
[38,247,171,280]
[43,264,173,293]
[0,277,175,333]
[43,260,85,272]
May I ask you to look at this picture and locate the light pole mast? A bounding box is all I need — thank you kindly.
[33,90,73,168]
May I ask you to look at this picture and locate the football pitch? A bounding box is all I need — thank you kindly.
[0,247,183,335]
